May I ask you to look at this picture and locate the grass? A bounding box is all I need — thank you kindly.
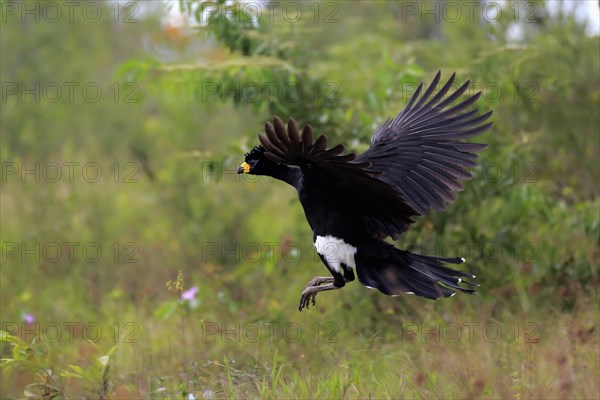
[2,271,598,399]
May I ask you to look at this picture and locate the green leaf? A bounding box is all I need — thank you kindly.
[153,301,178,320]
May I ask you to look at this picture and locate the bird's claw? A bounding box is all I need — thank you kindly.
[298,289,317,312]
[298,277,335,311]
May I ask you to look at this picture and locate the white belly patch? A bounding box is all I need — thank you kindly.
[314,235,357,274]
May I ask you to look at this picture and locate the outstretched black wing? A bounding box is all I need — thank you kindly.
[356,71,493,233]
[259,117,418,237]
[259,71,492,240]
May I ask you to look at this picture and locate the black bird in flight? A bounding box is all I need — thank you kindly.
[237,71,493,311]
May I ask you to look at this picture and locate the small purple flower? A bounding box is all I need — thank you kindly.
[23,313,35,325]
[181,286,198,301]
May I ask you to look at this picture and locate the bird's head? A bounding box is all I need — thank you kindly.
[237,145,273,175]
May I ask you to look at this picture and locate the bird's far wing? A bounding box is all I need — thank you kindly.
[357,71,493,216]
[259,117,418,238]
[259,116,364,171]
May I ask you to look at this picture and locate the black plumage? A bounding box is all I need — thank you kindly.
[237,71,492,311]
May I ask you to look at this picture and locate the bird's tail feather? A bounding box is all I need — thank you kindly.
[355,246,478,299]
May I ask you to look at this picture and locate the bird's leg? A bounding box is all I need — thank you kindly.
[306,276,334,288]
[298,283,339,312]
[298,276,335,312]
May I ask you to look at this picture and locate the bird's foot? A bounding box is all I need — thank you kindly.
[299,287,319,312]
[298,281,338,312]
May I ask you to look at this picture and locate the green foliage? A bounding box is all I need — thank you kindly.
[1,331,116,399]
[1,0,599,398]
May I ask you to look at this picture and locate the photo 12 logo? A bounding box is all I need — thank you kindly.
[398,1,542,24]
[2,321,139,344]
[401,321,540,344]
[1,161,140,184]
[397,81,541,104]
[1,82,140,104]
[0,2,140,24]
[195,240,540,265]
[200,321,339,344]
[2,242,140,264]
[199,81,339,105]
[194,1,340,24]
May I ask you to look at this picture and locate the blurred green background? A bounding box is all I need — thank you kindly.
[1,0,599,398]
